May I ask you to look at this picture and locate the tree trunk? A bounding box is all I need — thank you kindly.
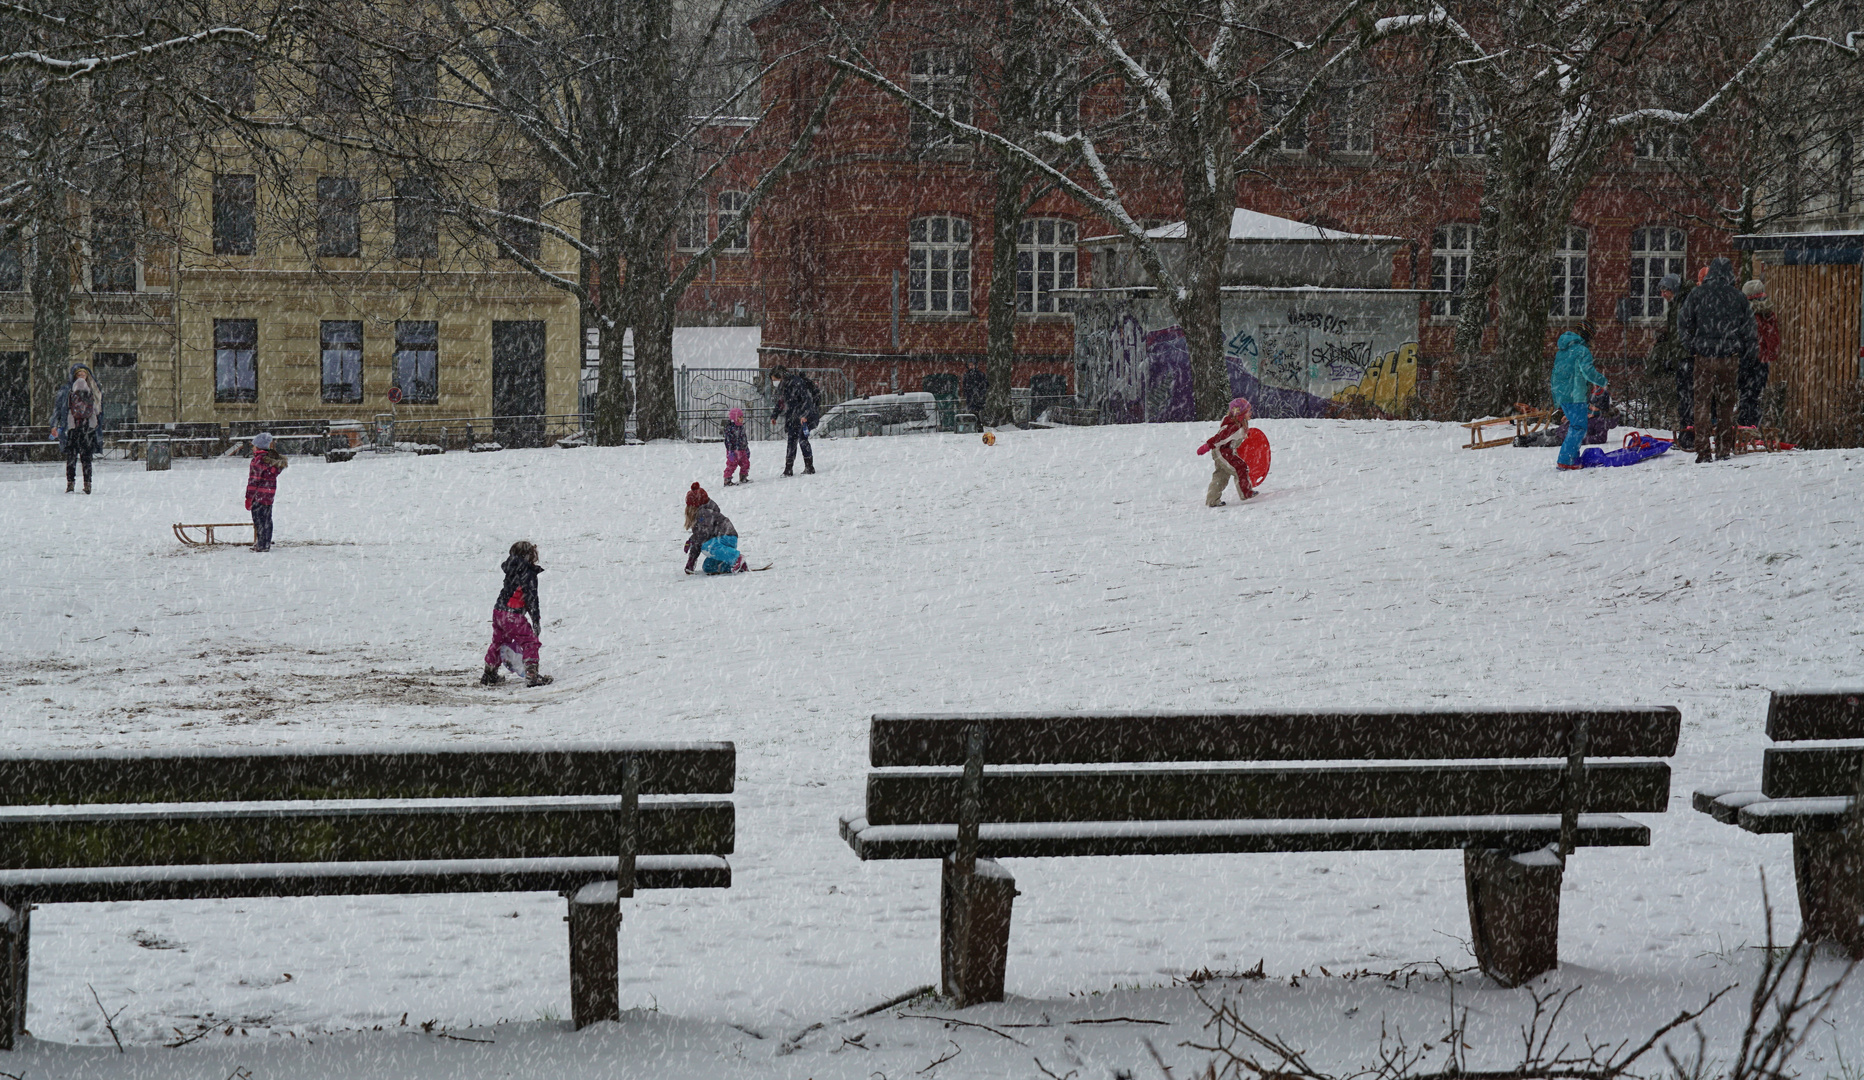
[1177,162,1232,421]
[984,156,1026,428]
[626,259,679,442]
[590,240,632,446]
[29,203,72,426]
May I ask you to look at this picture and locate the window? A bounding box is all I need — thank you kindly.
[394,177,438,258]
[675,196,707,251]
[908,216,971,313]
[1429,224,1478,319]
[317,176,361,257]
[394,320,438,404]
[1435,88,1486,157]
[1039,54,1080,133]
[213,174,256,255]
[0,242,19,291]
[320,320,363,403]
[1549,227,1587,319]
[498,34,543,105]
[317,33,362,114]
[1261,86,1308,152]
[214,318,257,403]
[1016,218,1076,314]
[498,179,541,262]
[1628,226,1686,320]
[1327,83,1374,155]
[392,41,437,113]
[212,45,256,112]
[909,49,971,149]
[1634,128,1687,162]
[716,191,749,251]
[90,211,137,292]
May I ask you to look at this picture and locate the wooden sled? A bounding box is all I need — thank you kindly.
[1463,405,1558,449]
[173,522,255,546]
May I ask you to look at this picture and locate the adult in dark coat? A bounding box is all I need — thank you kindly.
[49,363,104,494]
[959,362,988,417]
[1676,257,1757,462]
[1739,280,1776,428]
[1644,273,1693,448]
[770,365,821,475]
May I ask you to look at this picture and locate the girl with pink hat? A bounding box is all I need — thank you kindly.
[1195,397,1256,506]
[722,407,751,484]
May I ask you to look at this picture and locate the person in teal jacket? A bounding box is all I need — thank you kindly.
[1551,323,1607,470]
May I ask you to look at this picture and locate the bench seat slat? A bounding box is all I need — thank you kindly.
[870,709,1681,767]
[865,762,1671,825]
[1734,797,1855,834]
[1766,692,1864,742]
[839,813,1650,860]
[0,742,736,804]
[0,855,729,904]
[1690,788,1766,824]
[1760,744,1864,799]
[0,798,734,869]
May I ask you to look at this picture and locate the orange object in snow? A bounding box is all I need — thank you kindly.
[982,431,996,445]
[1241,428,1271,486]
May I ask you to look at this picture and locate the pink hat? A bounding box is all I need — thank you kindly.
[1230,397,1252,416]
[729,407,744,422]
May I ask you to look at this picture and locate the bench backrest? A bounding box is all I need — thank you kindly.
[0,743,734,890]
[1762,691,1864,799]
[865,709,1677,828]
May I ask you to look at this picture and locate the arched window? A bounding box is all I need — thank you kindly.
[1628,226,1686,320]
[675,196,707,252]
[717,191,750,252]
[1016,218,1077,314]
[908,216,971,313]
[1549,228,1587,319]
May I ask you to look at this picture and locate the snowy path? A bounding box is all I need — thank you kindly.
[1,421,1859,1077]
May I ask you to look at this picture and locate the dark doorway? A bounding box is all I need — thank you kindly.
[0,353,27,427]
[92,353,138,427]
[491,320,546,447]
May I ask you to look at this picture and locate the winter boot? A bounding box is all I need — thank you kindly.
[83,481,91,494]
[480,664,505,686]
[66,479,74,493]
[525,660,553,687]
[803,463,816,474]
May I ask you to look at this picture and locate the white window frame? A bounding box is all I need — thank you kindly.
[1260,86,1308,152]
[1628,226,1686,321]
[908,216,971,314]
[909,49,971,149]
[1430,224,1478,320]
[1435,87,1486,158]
[1016,218,1077,315]
[1634,128,1687,162]
[716,191,749,252]
[1549,227,1588,320]
[675,196,707,252]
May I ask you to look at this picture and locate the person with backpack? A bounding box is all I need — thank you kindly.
[49,364,104,494]
[770,365,821,475]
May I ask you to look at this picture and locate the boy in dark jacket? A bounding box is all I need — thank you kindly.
[482,541,552,686]
[245,433,288,552]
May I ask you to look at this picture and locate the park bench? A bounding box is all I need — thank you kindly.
[840,708,1678,1004]
[108,423,225,459]
[0,741,735,1048]
[1693,690,1864,957]
[0,427,60,464]
[226,419,332,456]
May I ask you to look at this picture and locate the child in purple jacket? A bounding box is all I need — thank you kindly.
[722,407,750,485]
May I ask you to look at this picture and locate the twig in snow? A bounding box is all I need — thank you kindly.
[898,1013,1030,1045]
[918,1038,963,1073]
[87,983,126,1053]
[165,1023,212,1048]
[851,984,937,1019]
[1146,1036,1178,1078]
[1034,1057,1080,1079]
[1073,1016,1171,1026]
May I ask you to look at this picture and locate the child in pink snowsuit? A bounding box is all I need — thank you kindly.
[722,407,750,485]
[481,541,552,687]
[1196,396,1255,506]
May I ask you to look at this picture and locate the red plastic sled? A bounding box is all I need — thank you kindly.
[1241,428,1271,486]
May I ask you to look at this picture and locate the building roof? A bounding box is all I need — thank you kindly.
[1733,230,1864,251]
[1084,208,1406,245]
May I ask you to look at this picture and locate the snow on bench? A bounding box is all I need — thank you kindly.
[1692,690,1864,957]
[0,741,736,1047]
[843,708,1679,1004]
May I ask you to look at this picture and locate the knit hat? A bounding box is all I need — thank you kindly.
[1576,319,1596,343]
[1742,280,1766,299]
[685,482,709,508]
[253,432,275,450]
[1229,397,1252,417]
[1658,273,1681,294]
[728,407,744,423]
[1696,265,1710,285]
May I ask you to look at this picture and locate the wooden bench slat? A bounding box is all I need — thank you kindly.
[1690,788,1766,824]
[1734,797,1854,834]
[0,798,733,869]
[0,855,729,904]
[1760,745,1864,799]
[0,743,735,804]
[1766,692,1864,742]
[864,762,1671,825]
[869,709,1681,767]
[839,812,1650,860]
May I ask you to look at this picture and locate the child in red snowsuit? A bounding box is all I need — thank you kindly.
[245,433,288,551]
[1196,397,1254,506]
[481,541,552,687]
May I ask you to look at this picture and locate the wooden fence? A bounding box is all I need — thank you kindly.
[1771,263,1863,449]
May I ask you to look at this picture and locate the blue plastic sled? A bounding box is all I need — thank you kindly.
[1579,432,1671,468]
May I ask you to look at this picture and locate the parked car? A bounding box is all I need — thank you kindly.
[814,392,941,438]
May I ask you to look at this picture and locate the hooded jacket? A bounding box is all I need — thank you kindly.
[1677,258,1758,360]
[684,501,737,571]
[51,365,105,453]
[773,372,821,427]
[495,554,543,626]
[1551,332,1607,405]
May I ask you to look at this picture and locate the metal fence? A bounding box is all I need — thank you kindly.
[675,366,854,442]
[385,414,589,450]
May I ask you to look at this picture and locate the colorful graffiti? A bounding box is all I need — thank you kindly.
[1329,342,1418,415]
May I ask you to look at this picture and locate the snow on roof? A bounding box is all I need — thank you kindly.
[1084,208,1406,245]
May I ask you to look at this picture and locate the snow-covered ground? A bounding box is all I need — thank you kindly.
[1,420,1860,1079]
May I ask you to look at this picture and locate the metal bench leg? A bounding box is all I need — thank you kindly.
[1792,831,1864,958]
[941,855,1016,1007]
[1465,847,1562,987]
[0,900,28,1049]
[566,882,621,1028]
